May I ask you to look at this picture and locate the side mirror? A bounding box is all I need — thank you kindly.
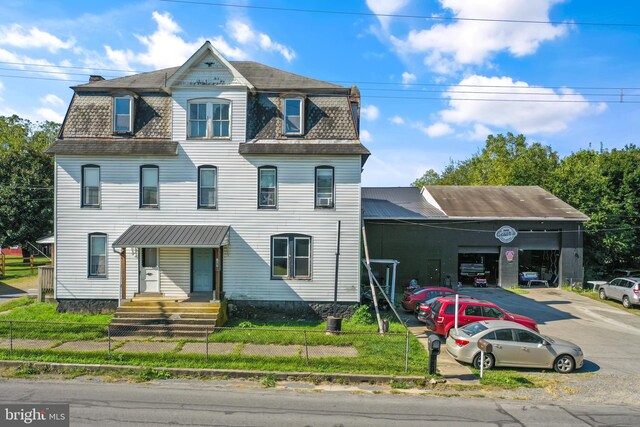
[538,340,549,347]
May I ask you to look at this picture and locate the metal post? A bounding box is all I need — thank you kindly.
[107,325,111,359]
[454,294,459,334]
[205,327,209,362]
[391,262,397,305]
[9,321,13,356]
[404,330,410,372]
[303,330,309,366]
[333,220,341,317]
[385,267,390,296]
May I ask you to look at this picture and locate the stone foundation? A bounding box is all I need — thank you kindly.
[57,299,118,314]
[228,300,358,321]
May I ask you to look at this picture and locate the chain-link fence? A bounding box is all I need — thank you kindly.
[0,320,428,374]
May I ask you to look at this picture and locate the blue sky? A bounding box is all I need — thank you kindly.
[1,0,640,186]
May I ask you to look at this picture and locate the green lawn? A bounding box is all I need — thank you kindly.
[0,298,112,340]
[504,286,529,295]
[0,301,430,375]
[0,256,49,281]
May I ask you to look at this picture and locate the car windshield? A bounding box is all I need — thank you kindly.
[412,289,425,296]
[540,334,555,344]
[461,322,488,337]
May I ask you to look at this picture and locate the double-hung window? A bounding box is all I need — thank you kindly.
[258,166,277,208]
[198,166,217,209]
[82,165,100,207]
[271,234,311,279]
[140,165,159,208]
[315,166,334,208]
[283,98,304,135]
[188,100,230,139]
[113,96,133,133]
[88,233,107,277]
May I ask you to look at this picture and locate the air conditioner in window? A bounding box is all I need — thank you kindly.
[318,197,332,207]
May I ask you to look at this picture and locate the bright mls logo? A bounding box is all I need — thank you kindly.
[495,226,518,243]
[2,404,69,426]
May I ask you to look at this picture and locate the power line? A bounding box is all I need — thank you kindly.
[2,60,640,95]
[158,0,640,28]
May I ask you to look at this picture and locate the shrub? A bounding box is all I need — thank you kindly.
[349,305,375,325]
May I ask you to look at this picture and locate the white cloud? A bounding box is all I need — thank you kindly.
[360,129,373,142]
[0,48,72,80]
[401,71,416,85]
[227,20,296,62]
[390,115,405,125]
[361,104,380,121]
[387,0,567,73]
[133,11,207,69]
[34,107,63,123]
[100,13,295,71]
[416,121,454,137]
[40,94,65,107]
[0,24,74,52]
[362,149,437,186]
[467,123,493,141]
[366,0,411,30]
[439,75,607,134]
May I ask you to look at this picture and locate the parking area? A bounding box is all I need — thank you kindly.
[461,287,640,376]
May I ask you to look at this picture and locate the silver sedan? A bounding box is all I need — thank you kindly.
[446,320,584,373]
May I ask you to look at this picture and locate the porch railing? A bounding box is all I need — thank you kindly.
[37,265,54,302]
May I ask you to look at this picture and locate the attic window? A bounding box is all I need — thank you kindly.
[283,97,304,135]
[114,96,133,133]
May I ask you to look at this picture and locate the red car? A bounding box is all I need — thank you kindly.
[426,296,538,336]
[401,287,457,312]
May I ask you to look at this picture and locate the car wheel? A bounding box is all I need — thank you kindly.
[554,355,575,373]
[622,296,631,308]
[599,289,607,300]
[473,352,495,370]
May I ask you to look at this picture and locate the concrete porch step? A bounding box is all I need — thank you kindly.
[113,311,219,319]
[117,306,220,314]
[109,323,216,338]
[112,317,218,325]
[124,301,220,308]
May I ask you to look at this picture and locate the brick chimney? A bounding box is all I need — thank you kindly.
[89,75,105,82]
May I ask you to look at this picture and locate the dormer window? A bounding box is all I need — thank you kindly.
[188,100,230,139]
[113,96,133,133]
[283,97,304,135]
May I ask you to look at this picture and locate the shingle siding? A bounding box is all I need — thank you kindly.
[61,92,172,139]
[247,94,357,140]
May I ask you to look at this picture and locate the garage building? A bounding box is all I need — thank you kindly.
[362,186,588,289]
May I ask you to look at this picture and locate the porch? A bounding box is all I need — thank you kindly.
[112,225,229,303]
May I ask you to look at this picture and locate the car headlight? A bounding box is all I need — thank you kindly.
[573,348,582,355]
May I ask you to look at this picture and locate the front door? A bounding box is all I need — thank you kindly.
[140,248,159,293]
[192,248,214,293]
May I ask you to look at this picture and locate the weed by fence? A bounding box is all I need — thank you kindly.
[0,320,428,375]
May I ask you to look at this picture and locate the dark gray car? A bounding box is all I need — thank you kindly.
[599,277,640,308]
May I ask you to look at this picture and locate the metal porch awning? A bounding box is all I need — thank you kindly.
[112,225,229,248]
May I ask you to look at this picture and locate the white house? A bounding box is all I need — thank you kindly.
[46,42,368,320]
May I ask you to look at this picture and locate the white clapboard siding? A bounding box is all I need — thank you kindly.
[55,141,362,302]
[159,248,191,298]
[171,88,247,142]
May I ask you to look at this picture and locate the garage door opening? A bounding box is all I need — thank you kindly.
[519,250,559,286]
[458,247,499,287]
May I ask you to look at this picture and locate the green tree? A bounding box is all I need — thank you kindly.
[0,115,59,257]
[412,133,559,188]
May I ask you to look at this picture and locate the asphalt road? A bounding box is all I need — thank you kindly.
[461,287,640,375]
[0,378,638,426]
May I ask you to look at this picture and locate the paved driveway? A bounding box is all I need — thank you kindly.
[461,287,640,375]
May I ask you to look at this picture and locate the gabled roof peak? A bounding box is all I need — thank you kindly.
[164,40,253,89]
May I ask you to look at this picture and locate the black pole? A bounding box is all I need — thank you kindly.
[333,220,341,317]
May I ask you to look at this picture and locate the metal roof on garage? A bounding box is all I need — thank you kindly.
[113,225,229,248]
[362,187,447,219]
[362,186,589,221]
